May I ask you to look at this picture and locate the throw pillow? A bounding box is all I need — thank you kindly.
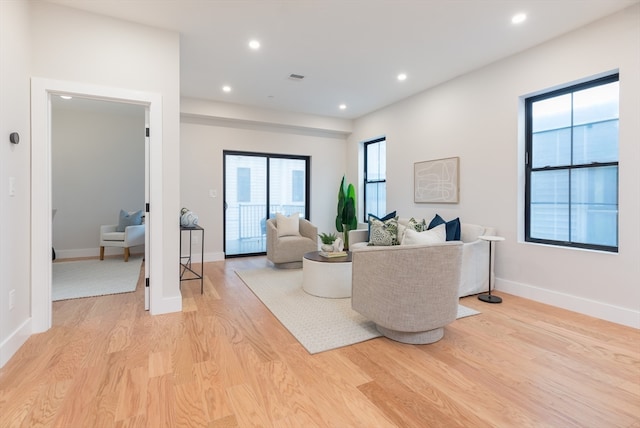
[116,209,143,232]
[368,216,399,246]
[427,214,461,241]
[401,224,446,245]
[398,217,425,243]
[367,211,397,239]
[276,212,300,237]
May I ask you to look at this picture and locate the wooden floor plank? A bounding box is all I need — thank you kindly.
[0,256,638,427]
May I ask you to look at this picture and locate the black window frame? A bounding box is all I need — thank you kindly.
[525,73,619,252]
[363,136,387,222]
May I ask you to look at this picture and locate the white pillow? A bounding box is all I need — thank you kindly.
[401,223,446,245]
[276,212,300,237]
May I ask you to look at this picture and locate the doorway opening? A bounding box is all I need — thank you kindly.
[31,78,163,333]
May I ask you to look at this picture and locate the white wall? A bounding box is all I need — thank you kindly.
[181,98,352,260]
[0,0,32,367]
[52,100,145,258]
[349,5,640,327]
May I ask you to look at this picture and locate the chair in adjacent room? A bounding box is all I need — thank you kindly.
[99,209,145,262]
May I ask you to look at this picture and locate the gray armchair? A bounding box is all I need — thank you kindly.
[351,241,463,344]
[266,216,318,268]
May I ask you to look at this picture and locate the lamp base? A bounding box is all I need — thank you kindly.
[478,294,502,304]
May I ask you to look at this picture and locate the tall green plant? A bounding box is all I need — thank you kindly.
[335,176,357,249]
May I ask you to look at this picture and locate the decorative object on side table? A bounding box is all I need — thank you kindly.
[180,207,199,227]
[318,232,338,252]
[477,235,505,303]
[335,175,357,250]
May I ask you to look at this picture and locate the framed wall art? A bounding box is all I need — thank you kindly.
[414,156,459,203]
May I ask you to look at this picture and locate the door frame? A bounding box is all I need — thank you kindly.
[31,78,162,332]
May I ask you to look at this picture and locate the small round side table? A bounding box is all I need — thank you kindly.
[477,235,504,304]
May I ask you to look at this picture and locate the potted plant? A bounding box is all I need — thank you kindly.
[335,175,357,250]
[318,232,337,252]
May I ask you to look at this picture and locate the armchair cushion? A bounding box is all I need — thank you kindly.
[116,209,143,232]
[276,212,300,237]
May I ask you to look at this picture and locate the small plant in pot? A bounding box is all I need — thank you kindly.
[318,232,338,252]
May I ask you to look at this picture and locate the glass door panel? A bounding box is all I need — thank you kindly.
[224,154,267,256]
[268,157,307,218]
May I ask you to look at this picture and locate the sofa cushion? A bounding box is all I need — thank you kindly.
[398,217,425,243]
[427,214,461,241]
[116,209,143,232]
[401,224,446,245]
[276,212,301,237]
[368,216,399,246]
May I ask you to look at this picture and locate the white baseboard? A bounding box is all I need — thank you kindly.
[0,318,31,368]
[496,278,640,329]
[151,295,182,315]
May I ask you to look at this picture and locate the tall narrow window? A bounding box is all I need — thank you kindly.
[525,74,619,252]
[364,137,386,221]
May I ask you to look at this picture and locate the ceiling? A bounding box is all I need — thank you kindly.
[45,0,638,119]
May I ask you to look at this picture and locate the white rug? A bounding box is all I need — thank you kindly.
[236,267,480,354]
[52,256,142,301]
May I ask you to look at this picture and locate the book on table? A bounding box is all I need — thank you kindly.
[319,251,348,258]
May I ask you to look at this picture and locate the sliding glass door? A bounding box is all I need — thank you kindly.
[224,151,310,257]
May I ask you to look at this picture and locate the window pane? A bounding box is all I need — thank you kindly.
[572,120,618,165]
[532,94,571,133]
[365,182,386,218]
[532,128,571,168]
[573,81,619,126]
[530,170,569,241]
[292,170,304,202]
[366,140,386,181]
[570,166,618,247]
[269,158,306,218]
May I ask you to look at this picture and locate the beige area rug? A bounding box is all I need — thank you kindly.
[235,267,480,354]
[52,256,143,301]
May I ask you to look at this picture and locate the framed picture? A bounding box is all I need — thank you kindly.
[414,157,459,203]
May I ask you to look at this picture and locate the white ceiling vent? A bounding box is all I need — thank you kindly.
[288,73,305,81]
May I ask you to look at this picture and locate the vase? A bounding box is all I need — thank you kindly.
[321,244,334,252]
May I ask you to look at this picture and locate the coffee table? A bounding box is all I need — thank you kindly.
[302,251,352,298]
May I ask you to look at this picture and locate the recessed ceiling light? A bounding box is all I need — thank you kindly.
[249,40,260,50]
[397,73,407,81]
[339,104,347,110]
[512,13,527,24]
[222,85,232,93]
[60,95,72,100]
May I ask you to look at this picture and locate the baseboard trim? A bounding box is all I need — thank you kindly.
[0,318,32,368]
[496,278,640,329]
[151,295,182,315]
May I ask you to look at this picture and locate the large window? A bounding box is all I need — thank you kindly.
[363,137,386,221]
[525,74,619,252]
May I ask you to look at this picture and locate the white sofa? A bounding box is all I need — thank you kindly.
[349,218,496,297]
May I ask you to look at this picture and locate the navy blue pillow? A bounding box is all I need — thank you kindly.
[367,211,397,238]
[427,214,461,241]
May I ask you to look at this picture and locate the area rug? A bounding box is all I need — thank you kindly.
[235,267,480,354]
[52,256,143,301]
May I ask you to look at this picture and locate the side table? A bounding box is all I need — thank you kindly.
[477,235,504,304]
[180,225,204,294]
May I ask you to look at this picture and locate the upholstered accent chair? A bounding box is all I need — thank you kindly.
[266,213,318,269]
[351,241,463,344]
[99,210,145,262]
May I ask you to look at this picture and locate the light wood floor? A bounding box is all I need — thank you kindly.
[1,256,638,427]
